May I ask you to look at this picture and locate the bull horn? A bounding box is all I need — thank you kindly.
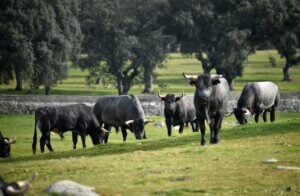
[210,74,223,79]
[182,73,198,80]
[6,173,37,195]
[4,137,16,145]
[144,119,155,124]
[101,127,110,133]
[157,90,165,99]
[225,111,234,117]
[125,120,134,125]
[177,91,184,99]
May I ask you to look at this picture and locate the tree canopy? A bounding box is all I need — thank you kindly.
[0,0,83,94]
[79,0,173,95]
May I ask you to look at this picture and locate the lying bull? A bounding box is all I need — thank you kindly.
[32,104,105,154]
[0,173,37,196]
[158,91,198,136]
[0,132,16,158]
[233,81,280,124]
[93,95,152,143]
[183,73,230,145]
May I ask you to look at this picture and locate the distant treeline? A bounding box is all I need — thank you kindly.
[0,0,299,94]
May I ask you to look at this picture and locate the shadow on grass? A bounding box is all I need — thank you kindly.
[1,120,299,163]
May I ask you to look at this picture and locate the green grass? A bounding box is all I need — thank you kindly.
[0,50,299,95]
[0,113,299,195]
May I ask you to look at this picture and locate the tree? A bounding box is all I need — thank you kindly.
[0,0,83,94]
[131,0,175,94]
[164,0,253,90]
[79,0,173,95]
[240,0,300,81]
[30,0,83,94]
[0,0,35,90]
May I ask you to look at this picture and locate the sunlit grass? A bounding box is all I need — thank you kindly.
[0,50,299,95]
[0,112,299,195]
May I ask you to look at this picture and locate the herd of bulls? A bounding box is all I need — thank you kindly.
[0,73,280,195]
[1,73,280,158]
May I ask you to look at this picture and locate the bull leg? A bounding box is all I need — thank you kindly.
[197,113,206,146]
[166,119,172,137]
[40,134,47,153]
[80,132,86,148]
[262,110,267,122]
[209,120,214,144]
[212,113,223,144]
[104,125,111,144]
[121,125,127,142]
[254,112,260,123]
[45,133,54,152]
[72,132,78,149]
[270,106,276,122]
[191,120,199,132]
[179,123,184,134]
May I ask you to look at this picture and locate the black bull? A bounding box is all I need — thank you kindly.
[0,132,16,158]
[32,104,105,154]
[183,73,230,145]
[158,91,198,136]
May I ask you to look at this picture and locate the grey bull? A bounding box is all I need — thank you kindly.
[233,81,280,124]
[158,91,198,136]
[93,95,152,143]
[183,73,230,145]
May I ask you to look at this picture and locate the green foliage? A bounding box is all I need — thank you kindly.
[0,0,83,94]
[0,112,299,195]
[79,0,174,94]
[165,0,253,88]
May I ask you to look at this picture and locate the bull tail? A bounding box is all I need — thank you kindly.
[32,111,37,154]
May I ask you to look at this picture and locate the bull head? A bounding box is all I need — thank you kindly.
[158,90,184,102]
[234,108,251,124]
[2,173,37,195]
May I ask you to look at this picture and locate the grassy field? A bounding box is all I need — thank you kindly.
[0,113,299,195]
[0,50,299,95]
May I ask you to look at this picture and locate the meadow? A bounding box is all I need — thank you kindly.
[0,50,299,95]
[0,113,299,195]
[0,50,299,195]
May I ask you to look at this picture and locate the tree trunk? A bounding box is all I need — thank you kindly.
[45,85,51,95]
[15,70,23,91]
[143,68,153,94]
[117,78,123,95]
[227,78,235,91]
[283,60,292,81]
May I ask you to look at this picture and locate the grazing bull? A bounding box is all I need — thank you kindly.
[183,73,230,145]
[158,91,198,136]
[0,173,37,196]
[93,95,152,143]
[32,104,105,154]
[233,81,280,124]
[0,132,16,158]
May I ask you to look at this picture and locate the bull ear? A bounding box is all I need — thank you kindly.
[211,74,223,85]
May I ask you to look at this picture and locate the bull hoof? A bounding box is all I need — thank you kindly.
[200,140,206,146]
[211,139,220,144]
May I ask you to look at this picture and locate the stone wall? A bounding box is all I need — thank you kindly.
[0,92,299,116]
